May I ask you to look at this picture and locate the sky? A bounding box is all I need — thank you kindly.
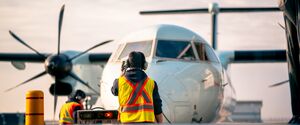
[0,0,291,121]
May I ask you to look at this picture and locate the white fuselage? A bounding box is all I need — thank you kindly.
[99,24,236,123]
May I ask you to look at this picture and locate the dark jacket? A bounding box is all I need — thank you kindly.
[111,68,162,115]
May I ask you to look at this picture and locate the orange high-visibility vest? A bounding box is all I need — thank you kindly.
[118,76,155,123]
[59,102,82,124]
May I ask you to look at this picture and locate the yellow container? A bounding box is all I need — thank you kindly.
[26,90,44,125]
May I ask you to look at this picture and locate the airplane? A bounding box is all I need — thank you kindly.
[0,2,288,123]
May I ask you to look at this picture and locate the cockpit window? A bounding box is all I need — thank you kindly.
[156,40,196,60]
[118,41,152,60]
[194,42,219,62]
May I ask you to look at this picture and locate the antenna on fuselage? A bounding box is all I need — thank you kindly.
[139,2,280,50]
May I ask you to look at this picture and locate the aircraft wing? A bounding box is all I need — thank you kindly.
[218,50,286,69]
[0,53,112,63]
[0,53,49,62]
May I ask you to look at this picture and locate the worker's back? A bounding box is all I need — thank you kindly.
[111,51,163,123]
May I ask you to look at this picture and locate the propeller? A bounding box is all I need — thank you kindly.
[269,80,289,88]
[5,4,112,121]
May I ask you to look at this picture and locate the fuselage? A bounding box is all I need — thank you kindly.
[100,24,236,123]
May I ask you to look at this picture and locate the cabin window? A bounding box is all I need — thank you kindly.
[156,40,196,61]
[118,41,152,60]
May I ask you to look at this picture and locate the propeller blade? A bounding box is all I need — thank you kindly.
[219,7,280,13]
[269,80,289,88]
[68,72,100,95]
[140,8,209,15]
[4,71,47,92]
[69,40,113,61]
[9,31,47,59]
[278,22,286,30]
[53,89,58,121]
[58,5,65,55]
[53,78,59,121]
[140,7,280,15]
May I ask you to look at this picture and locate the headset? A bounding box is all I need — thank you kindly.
[139,51,148,70]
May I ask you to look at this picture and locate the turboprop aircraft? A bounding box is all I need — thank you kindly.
[99,25,285,123]
[0,3,287,123]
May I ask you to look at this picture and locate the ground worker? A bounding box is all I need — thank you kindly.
[111,51,163,123]
[59,90,86,124]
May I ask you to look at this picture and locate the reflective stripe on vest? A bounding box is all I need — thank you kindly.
[59,102,82,124]
[125,77,151,105]
[121,104,154,112]
[118,76,155,123]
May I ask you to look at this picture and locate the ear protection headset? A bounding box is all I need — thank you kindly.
[143,61,148,70]
[139,52,148,70]
[121,60,127,72]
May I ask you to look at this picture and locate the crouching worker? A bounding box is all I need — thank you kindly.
[111,51,163,123]
[59,90,86,124]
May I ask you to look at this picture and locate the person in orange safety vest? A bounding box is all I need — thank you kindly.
[111,51,163,123]
[59,90,86,124]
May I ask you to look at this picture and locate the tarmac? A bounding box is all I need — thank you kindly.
[44,121,290,125]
